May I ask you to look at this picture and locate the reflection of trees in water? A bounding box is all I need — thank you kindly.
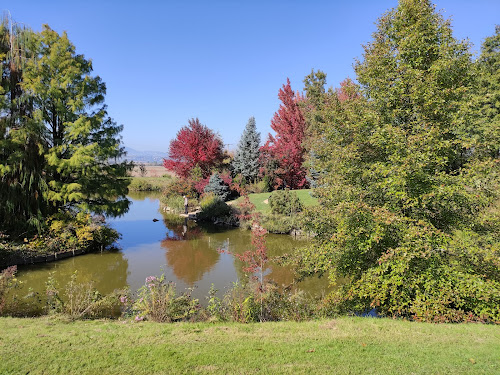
[127,191,162,201]
[213,230,306,287]
[162,217,202,240]
[160,219,315,290]
[161,234,220,285]
[15,250,130,297]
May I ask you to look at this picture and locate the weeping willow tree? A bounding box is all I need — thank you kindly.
[0,15,131,235]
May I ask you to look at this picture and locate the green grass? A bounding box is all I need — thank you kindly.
[232,189,318,214]
[128,176,173,191]
[1,317,498,374]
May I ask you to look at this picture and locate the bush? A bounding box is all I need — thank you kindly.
[269,189,303,216]
[161,195,185,214]
[0,266,18,315]
[247,180,270,194]
[64,273,123,319]
[162,178,198,199]
[132,275,201,322]
[198,193,231,221]
[128,178,154,191]
[260,213,299,234]
[43,212,119,253]
[218,281,319,323]
[326,223,500,323]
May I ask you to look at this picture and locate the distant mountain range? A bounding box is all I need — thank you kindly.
[122,147,168,164]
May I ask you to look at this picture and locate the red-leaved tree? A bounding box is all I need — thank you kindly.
[163,118,224,178]
[336,78,361,102]
[261,78,308,189]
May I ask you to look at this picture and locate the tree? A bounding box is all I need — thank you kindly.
[163,118,224,178]
[232,116,261,183]
[473,25,500,158]
[0,15,47,231]
[21,25,130,217]
[203,172,229,201]
[262,78,308,189]
[0,23,130,233]
[298,0,500,322]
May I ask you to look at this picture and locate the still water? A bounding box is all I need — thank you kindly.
[15,192,328,301]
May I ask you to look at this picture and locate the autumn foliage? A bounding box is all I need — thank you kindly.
[163,118,224,178]
[261,78,308,189]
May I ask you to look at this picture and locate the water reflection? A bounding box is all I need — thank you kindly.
[162,235,220,285]
[13,193,330,304]
[17,250,129,297]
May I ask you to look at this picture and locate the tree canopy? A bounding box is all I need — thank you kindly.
[298,0,500,322]
[0,21,130,233]
[262,78,308,189]
[232,116,261,183]
[163,118,224,179]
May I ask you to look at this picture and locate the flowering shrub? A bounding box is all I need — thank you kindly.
[132,275,201,322]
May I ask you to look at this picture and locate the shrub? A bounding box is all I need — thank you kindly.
[63,272,123,319]
[44,212,119,253]
[128,178,154,191]
[0,266,18,315]
[133,275,201,322]
[269,189,303,216]
[161,195,185,214]
[260,213,298,234]
[247,180,270,194]
[162,177,198,199]
[218,281,319,323]
[198,193,231,221]
[327,223,500,323]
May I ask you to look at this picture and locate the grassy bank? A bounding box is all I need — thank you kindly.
[1,317,498,374]
[128,176,173,191]
[232,189,318,214]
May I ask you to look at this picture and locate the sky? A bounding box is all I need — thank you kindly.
[4,0,500,152]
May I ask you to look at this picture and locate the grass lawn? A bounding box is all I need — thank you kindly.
[0,317,498,374]
[232,189,318,214]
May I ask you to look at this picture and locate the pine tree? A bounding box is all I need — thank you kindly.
[232,116,261,183]
[1,18,130,234]
[203,172,229,201]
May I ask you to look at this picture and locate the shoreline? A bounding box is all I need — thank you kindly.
[0,247,112,270]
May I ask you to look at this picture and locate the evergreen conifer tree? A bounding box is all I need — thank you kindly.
[232,116,261,183]
[0,23,131,233]
[204,172,229,201]
[21,25,131,217]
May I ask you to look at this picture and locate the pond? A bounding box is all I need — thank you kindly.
[14,192,329,303]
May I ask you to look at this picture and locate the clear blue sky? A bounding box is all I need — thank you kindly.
[5,0,500,151]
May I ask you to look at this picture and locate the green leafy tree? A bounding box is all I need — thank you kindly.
[473,25,500,158]
[299,0,500,322]
[232,116,261,183]
[20,25,131,217]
